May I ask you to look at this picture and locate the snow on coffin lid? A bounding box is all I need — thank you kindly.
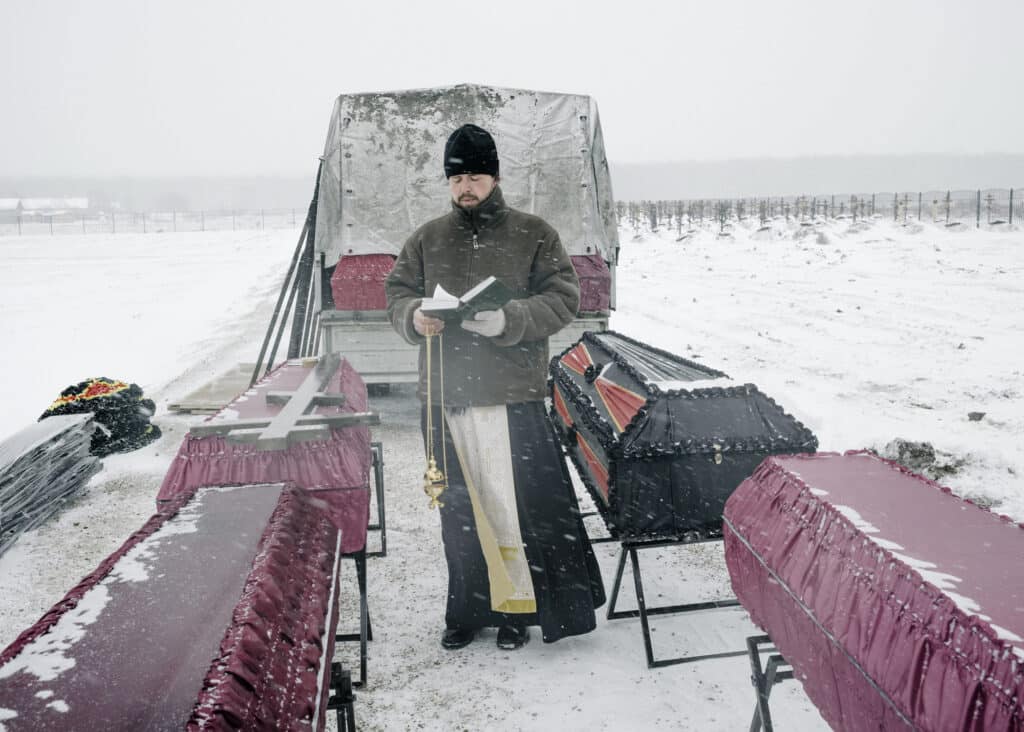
[157,356,375,555]
[0,483,343,731]
[549,330,817,540]
[723,452,1024,732]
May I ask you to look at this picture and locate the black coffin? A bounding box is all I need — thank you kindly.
[549,331,817,541]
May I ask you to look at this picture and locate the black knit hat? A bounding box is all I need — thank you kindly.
[444,124,499,178]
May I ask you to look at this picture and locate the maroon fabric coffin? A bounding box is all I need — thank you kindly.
[570,254,611,312]
[157,357,372,554]
[330,254,395,310]
[723,452,1024,732]
[0,483,342,732]
[329,254,609,313]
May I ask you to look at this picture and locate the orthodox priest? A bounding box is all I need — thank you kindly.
[385,123,605,651]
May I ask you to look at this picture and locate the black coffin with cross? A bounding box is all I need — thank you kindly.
[549,331,818,541]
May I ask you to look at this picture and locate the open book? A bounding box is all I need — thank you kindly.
[420,276,514,322]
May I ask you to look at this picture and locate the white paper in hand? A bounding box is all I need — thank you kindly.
[420,283,460,317]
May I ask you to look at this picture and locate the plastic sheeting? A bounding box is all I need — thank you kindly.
[315,84,618,266]
[158,357,372,555]
[724,452,1024,732]
[0,413,101,557]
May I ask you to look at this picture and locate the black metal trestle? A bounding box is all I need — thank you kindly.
[366,441,386,557]
[746,634,793,732]
[605,536,747,668]
[326,661,356,730]
[332,443,385,688]
[336,550,373,688]
[326,440,386,727]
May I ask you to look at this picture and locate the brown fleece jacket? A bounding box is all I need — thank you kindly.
[385,186,579,406]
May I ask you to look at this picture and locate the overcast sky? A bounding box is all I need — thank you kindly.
[2,0,1021,177]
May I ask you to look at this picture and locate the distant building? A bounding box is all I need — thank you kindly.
[0,197,89,221]
[19,198,90,215]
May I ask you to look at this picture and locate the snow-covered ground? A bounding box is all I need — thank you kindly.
[616,217,1024,519]
[0,230,296,439]
[0,216,1021,730]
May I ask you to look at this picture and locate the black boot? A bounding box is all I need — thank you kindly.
[441,627,475,650]
[496,624,530,650]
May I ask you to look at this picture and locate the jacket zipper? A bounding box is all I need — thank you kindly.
[467,213,481,289]
[469,233,479,291]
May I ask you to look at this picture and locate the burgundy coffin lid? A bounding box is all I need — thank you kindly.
[724,451,1024,732]
[330,254,395,311]
[0,483,342,732]
[158,357,372,555]
[571,254,610,312]
[328,253,610,313]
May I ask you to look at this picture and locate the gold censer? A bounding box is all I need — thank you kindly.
[423,457,446,509]
[422,331,448,509]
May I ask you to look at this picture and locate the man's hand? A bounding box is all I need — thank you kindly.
[414,308,445,336]
[460,309,506,338]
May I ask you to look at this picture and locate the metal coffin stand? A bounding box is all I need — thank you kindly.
[335,440,386,691]
[745,634,794,732]
[550,330,818,668]
[601,533,744,668]
[366,441,387,557]
[326,662,357,731]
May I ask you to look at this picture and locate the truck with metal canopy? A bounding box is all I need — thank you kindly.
[255,83,619,387]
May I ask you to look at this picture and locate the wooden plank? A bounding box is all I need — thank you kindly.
[168,363,256,413]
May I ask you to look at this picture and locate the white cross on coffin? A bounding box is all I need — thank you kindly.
[189,353,380,451]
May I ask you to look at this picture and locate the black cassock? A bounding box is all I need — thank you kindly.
[423,402,606,642]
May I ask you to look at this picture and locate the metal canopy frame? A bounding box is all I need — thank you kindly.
[252,161,322,385]
[604,534,748,668]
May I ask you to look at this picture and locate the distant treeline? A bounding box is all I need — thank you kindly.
[619,188,1022,232]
